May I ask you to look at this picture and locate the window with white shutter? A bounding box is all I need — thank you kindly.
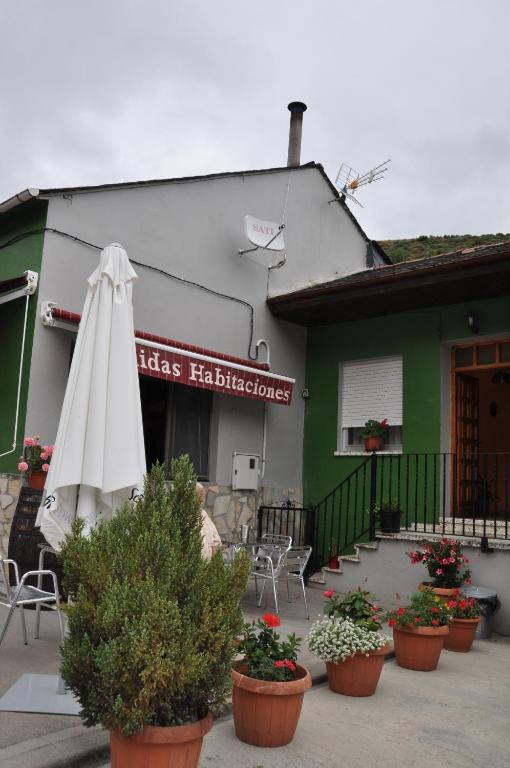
[338,356,403,452]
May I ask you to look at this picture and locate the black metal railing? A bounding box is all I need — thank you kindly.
[258,452,510,576]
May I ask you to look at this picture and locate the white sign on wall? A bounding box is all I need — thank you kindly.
[244,215,285,251]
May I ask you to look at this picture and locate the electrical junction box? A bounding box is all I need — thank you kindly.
[232,453,260,490]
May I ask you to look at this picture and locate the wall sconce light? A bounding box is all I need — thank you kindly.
[466,311,479,334]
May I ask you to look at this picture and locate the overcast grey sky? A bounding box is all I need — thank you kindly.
[2,1,509,239]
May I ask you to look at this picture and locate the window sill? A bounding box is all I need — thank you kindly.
[334,450,403,457]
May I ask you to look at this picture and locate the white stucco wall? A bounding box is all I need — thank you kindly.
[25,166,368,489]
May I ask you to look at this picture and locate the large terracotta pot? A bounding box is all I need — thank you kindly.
[28,470,47,490]
[418,583,457,602]
[231,663,311,747]
[393,624,449,671]
[326,644,391,697]
[364,436,381,452]
[444,618,480,653]
[110,713,212,768]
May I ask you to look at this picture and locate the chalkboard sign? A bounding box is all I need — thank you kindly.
[7,486,64,595]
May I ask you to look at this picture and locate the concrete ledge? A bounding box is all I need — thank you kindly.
[0,724,109,768]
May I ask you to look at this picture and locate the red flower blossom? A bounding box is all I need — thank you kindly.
[415,617,423,623]
[397,607,405,617]
[388,618,396,627]
[431,606,440,613]
[323,589,334,599]
[262,612,280,628]
[431,619,439,626]
[284,659,296,671]
[274,660,285,668]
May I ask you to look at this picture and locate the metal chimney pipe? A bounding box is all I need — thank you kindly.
[287,101,307,167]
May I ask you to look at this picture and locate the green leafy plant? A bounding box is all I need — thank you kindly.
[373,499,401,517]
[237,612,301,682]
[386,588,451,629]
[322,588,383,631]
[59,458,251,736]
[407,538,471,587]
[360,419,389,438]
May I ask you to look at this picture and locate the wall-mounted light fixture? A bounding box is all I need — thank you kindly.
[466,311,479,334]
[301,388,310,399]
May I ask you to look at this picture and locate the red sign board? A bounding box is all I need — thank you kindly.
[135,342,293,406]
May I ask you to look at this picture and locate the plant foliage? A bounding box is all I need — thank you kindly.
[386,588,451,628]
[322,588,383,631]
[360,419,388,438]
[237,612,301,682]
[59,458,251,736]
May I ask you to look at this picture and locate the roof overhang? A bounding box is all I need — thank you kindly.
[0,188,39,215]
[267,244,510,325]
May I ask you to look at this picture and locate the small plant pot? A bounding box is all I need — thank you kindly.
[444,618,480,653]
[326,644,391,697]
[393,624,449,671]
[379,508,401,533]
[110,713,212,768]
[328,556,340,570]
[364,436,381,452]
[28,470,46,490]
[418,583,457,602]
[231,663,311,747]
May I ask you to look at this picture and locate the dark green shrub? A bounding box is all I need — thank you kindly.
[59,458,250,735]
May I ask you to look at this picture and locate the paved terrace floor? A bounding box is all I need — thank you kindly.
[1,585,509,767]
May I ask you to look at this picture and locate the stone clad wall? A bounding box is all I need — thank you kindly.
[0,474,21,558]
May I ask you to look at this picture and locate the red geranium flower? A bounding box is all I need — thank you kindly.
[323,589,334,599]
[274,660,285,668]
[431,619,439,626]
[388,618,396,627]
[262,612,280,628]
[397,607,405,617]
[284,659,296,671]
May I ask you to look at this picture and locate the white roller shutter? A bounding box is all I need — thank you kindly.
[340,356,403,428]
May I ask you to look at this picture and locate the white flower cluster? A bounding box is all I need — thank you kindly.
[307,618,390,663]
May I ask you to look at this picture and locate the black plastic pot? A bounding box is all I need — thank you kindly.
[379,508,401,533]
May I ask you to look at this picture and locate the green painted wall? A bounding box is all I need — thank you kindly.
[304,295,510,509]
[0,201,47,472]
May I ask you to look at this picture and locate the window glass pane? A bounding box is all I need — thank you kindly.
[139,375,169,472]
[455,347,473,367]
[171,384,212,479]
[500,342,510,363]
[476,344,496,365]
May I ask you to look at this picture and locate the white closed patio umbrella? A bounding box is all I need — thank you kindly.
[36,243,146,551]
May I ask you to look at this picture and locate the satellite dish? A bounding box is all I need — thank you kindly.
[243,215,285,251]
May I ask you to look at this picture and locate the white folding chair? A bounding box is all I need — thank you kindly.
[283,546,313,619]
[0,558,65,648]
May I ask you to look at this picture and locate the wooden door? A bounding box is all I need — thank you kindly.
[454,373,479,516]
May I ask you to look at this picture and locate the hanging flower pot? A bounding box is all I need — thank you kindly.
[110,714,213,768]
[28,470,47,490]
[231,663,311,747]
[326,643,391,696]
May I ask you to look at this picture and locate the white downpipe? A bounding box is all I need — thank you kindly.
[0,293,30,459]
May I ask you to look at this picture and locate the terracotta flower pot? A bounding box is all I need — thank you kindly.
[418,583,457,602]
[326,644,391,697]
[393,624,449,671]
[231,663,311,747]
[444,618,480,653]
[110,713,213,768]
[28,470,47,490]
[364,436,381,452]
[328,556,340,570]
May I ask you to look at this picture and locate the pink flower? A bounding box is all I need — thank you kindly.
[441,559,449,565]
[24,437,35,447]
[464,578,472,585]
[40,452,49,461]
[41,464,50,472]
[44,445,55,456]
[18,461,29,472]
[435,568,444,575]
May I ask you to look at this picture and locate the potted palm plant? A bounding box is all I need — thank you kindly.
[444,590,481,652]
[232,612,311,747]
[360,419,389,452]
[59,459,250,768]
[307,589,390,696]
[387,589,450,671]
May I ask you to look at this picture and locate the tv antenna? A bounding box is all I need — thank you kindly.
[334,158,391,208]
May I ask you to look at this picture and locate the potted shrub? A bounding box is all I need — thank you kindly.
[307,588,391,696]
[387,589,450,671]
[59,459,251,768]
[374,499,402,533]
[360,419,389,452]
[232,612,311,747]
[444,590,481,652]
[18,435,54,489]
[407,538,471,599]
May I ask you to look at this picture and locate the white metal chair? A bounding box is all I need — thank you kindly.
[283,546,313,619]
[260,533,293,549]
[250,545,288,614]
[0,558,65,648]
